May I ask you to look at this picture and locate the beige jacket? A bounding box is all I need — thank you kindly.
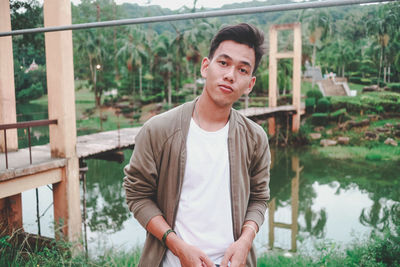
[123,99,271,267]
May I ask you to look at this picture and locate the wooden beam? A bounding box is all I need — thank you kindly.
[0,168,63,199]
[292,23,302,132]
[268,25,278,136]
[291,156,300,252]
[270,23,299,31]
[274,222,292,229]
[276,52,294,59]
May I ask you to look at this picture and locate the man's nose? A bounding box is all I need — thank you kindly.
[223,66,235,83]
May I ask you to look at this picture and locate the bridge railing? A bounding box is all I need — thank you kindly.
[0,119,57,169]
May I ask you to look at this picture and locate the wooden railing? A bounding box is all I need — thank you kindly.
[0,119,57,169]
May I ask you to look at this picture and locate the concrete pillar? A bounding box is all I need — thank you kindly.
[0,194,23,235]
[53,159,81,243]
[43,0,81,244]
[0,0,18,152]
[292,24,302,133]
[44,0,77,159]
[268,26,278,136]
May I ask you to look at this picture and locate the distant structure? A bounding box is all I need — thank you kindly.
[303,60,323,81]
[25,59,39,73]
[268,23,303,135]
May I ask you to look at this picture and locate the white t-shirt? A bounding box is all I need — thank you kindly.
[163,118,234,267]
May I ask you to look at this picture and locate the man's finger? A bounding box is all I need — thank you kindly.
[220,250,232,267]
[201,254,216,267]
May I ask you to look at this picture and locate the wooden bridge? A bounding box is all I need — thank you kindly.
[0,103,305,178]
[239,104,305,120]
[1,104,305,179]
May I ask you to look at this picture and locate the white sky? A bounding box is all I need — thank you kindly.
[71,0,255,10]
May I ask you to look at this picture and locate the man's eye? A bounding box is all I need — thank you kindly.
[219,61,227,66]
[240,68,248,74]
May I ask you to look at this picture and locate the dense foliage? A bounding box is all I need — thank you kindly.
[10,0,400,104]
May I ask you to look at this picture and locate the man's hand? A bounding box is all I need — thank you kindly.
[220,221,257,267]
[220,236,252,267]
[173,240,216,267]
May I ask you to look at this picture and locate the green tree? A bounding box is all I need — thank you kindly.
[154,33,174,105]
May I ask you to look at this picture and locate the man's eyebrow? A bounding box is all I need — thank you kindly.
[216,53,252,68]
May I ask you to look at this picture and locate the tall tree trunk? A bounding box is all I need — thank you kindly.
[383,66,387,84]
[131,72,136,94]
[139,66,143,97]
[193,63,197,96]
[388,64,391,83]
[342,65,345,78]
[168,76,172,106]
[378,44,383,84]
[175,64,180,92]
[312,43,317,67]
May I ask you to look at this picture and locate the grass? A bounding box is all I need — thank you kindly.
[2,226,399,266]
[30,85,142,135]
[314,145,400,161]
[348,82,365,95]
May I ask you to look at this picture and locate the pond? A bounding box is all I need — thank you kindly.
[21,147,400,257]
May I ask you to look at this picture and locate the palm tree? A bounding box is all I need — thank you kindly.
[300,10,332,67]
[74,29,107,106]
[365,2,399,83]
[183,21,217,96]
[360,196,390,232]
[154,33,174,106]
[117,26,148,97]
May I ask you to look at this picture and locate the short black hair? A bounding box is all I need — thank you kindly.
[208,23,265,74]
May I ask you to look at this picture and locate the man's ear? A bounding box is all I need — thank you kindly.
[200,57,210,78]
[244,76,256,95]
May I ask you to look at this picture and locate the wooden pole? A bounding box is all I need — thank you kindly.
[292,23,302,132]
[268,26,278,136]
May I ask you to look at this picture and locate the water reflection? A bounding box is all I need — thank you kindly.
[16,102,49,148]
[22,147,400,255]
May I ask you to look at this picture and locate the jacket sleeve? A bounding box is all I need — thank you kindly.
[123,124,164,229]
[244,130,271,229]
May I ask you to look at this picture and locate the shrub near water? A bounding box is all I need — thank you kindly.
[330,92,400,114]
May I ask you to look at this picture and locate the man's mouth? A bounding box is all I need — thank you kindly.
[219,84,233,93]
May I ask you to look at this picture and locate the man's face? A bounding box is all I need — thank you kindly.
[201,40,256,108]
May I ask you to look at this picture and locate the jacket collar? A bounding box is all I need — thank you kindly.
[180,97,238,140]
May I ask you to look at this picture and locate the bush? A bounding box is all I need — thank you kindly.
[305,97,316,113]
[140,92,164,104]
[386,83,400,93]
[330,92,400,114]
[306,89,323,102]
[16,82,44,103]
[311,113,329,126]
[316,97,331,113]
[365,153,382,161]
[349,76,362,84]
[371,78,386,87]
[360,78,373,85]
[329,108,347,123]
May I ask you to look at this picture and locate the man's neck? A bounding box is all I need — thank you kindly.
[193,93,231,132]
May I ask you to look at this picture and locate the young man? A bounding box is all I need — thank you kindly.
[123,23,271,267]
